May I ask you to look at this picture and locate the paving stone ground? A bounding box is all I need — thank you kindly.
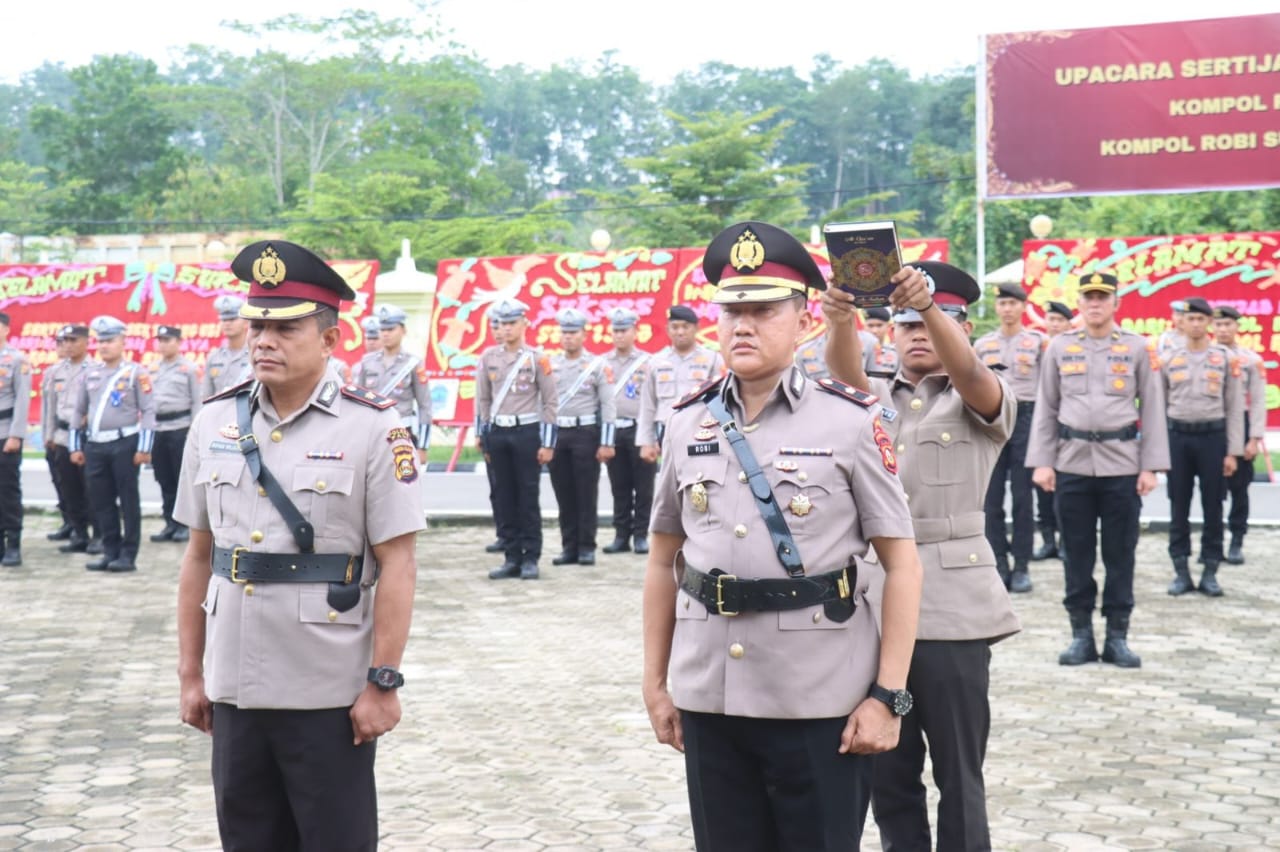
[1,513,1278,851]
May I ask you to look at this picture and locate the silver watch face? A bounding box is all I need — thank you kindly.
[374,667,400,688]
[893,690,913,716]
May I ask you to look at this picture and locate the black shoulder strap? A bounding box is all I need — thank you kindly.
[704,393,805,578]
[236,390,315,553]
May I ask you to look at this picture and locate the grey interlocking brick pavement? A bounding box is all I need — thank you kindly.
[1,514,1278,850]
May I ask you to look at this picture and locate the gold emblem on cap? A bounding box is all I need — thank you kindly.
[252,246,287,288]
[1089,273,1102,284]
[729,229,765,272]
[690,482,709,513]
[789,494,812,516]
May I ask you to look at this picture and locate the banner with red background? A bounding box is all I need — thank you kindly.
[983,14,1280,198]
[428,239,948,425]
[0,260,378,443]
[1021,230,1279,426]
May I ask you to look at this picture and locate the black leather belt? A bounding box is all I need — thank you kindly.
[1168,417,1226,434]
[681,564,853,617]
[0,408,11,421]
[212,545,362,584]
[1017,400,1035,412]
[56,418,70,431]
[156,409,192,422]
[1057,423,1138,442]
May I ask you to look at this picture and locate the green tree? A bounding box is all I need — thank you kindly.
[0,160,88,258]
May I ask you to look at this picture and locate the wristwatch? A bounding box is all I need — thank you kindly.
[367,666,404,691]
[868,683,913,717]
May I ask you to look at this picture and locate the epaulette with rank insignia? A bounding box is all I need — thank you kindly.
[342,385,396,410]
[816,377,879,408]
[203,377,254,404]
[672,376,726,411]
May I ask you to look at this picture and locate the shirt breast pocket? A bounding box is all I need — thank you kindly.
[656,371,678,399]
[679,454,729,532]
[1060,370,1089,396]
[914,422,970,486]
[291,465,356,536]
[196,458,245,532]
[1200,367,1225,398]
[772,460,839,534]
[299,586,366,627]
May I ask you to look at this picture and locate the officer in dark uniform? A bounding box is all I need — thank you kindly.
[1213,305,1267,565]
[0,311,31,566]
[1032,300,1075,560]
[149,325,202,542]
[1161,296,1244,596]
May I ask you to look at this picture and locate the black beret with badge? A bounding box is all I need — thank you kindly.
[1046,301,1073,320]
[863,306,892,322]
[231,240,356,320]
[895,261,980,323]
[1182,297,1213,317]
[155,325,182,339]
[1214,305,1241,320]
[702,221,826,304]
[668,305,699,325]
[995,283,1028,302]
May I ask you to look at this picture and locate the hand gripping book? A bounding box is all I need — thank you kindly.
[824,220,902,308]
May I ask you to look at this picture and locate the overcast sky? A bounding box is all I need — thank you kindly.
[3,0,1277,85]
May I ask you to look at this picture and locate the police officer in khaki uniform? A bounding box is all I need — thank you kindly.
[644,221,922,850]
[476,299,558,580]
[42,332,75,542]
[361,315,383,356]
[974,283,1047,593]
[1160,296,1244,597]
[548,308,616,566]
[202,295,251,397]
[175,240,424,852]
[0,312,31,566]
[1032,300,1075,561]
[826,260,1020,851]
[353,303,432,462]
[794,327,883,381]
[149,325,202,542]
[863,306,900,376]
[70,316,157,573]
[1213,305,1267,564]
[601,307,656,555]
[1155,299,1187,357]
[637,305,724,471]
[45,325,98,554]
[1028,273,1170,669]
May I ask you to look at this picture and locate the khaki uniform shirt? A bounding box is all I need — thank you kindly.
[1161,343,1245,456]
[865,373,1021,643]
[650,368,915,719]
[150,356,202,432]
[637,346,725,446]
[868,338,899,376]
[353,350,433,448]
[52,359,91,446]
[476,344,558,448]
[41,359,69,446]
[173,377,426,710]
[0,344,32,441]
[1156,328,1185,358]
[600,349,651,423]
[1026,328,1170,476]
[552,352,618,447]
[201,344,251,398]
[973,327,1047,402]
[69,360,157,453]
[794,331,885,382]
[1231,346,1268,441]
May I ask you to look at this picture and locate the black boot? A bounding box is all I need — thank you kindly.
[0,531,20,567]
[577,550,596,566]
[59,528,90,553]
[1198,561,1224,597]
[602,536,630,554]
[488,560,521,580]
[150,522,178,543]
[1167,556,1195,595]
[1031,528,1059,560]
[484,538,508,554]
[86,536,104,555]
[171,525,190,543]
[46,522,74,541]
[632,535,649,555]
[520,559,540,580]
[551,550,578,566]
[1058,611,1098,665]
[1226,536,1245,565]
[1009,561,1033,594]
[995,553,1011,590]
[1101,614,1142,668]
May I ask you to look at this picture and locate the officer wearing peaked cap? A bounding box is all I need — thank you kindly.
[825,259,1018,849]
[644,220,922,850]
[45,325,98,553]
[1028,272,1170,669]
[1160,296,1244,597]
[1033,300,1076,561]
[202,294,251,397]
[477,298,559,580]
[0,311,31,566]
[41,326,82,547]
[148,325,201,543]
[480,309,510,555]
[353,302,432,461]
[1156,299,1188,357]
[175,239,424,851]
[601,307,657,555]
[1213,305,1266,565]
[862,306,900,376]
[70,315,157,573]
[974,283,1048,593]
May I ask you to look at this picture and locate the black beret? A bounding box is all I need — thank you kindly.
[702,221,825,304]
[1046,301,1073,320]
[863,307,891,322]
[1214,305,1241,320]
[668,305,699,325]
[1183,297,1213,317]
[995,283,1028,302]
[58,324,90,339]
[231,240,356,320]
[155,325,182,339]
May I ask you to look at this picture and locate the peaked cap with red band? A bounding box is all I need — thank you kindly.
[231,240,356,320]
[702,221,826,304]
[894,261,980,323]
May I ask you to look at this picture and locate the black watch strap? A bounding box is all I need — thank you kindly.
[367,666,404,691]
[868,683,912,716]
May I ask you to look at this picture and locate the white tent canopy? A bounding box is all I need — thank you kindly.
[984,259,1024,287]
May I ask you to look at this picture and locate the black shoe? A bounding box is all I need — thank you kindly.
[1031,536,1058,560]
[1009,569,1033,594]
[484,539,508,554]
[1226,538,1245,565]
[602,537,630,554]
[1058,613,1098,666]
[520,559,540,580]
[551,550,579,566]
[86,538,104,555]
[1100,615,1141,667]
[488,560,521,580]
[150,523,177,543]
[1167,557,1195,596]
[633,535,649,555]
[171,525,190,543]
[578,550,596,566]
[86,558,112,572]
[46,523,74,541]
[59,531,90,553]
[1198,563,1224,597]
[106,558,137,573]
[0,542,20,567]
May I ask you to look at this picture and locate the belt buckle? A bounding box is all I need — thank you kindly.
[837,568,851,599]
[229,546,250,583]
[344,555,356,584]
[714,573,739,617]
[1088,430,1101,441]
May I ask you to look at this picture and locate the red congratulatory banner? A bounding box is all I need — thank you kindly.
[0,260,378,442]
[983,14,1280,198]
[428,239,948,425]
[1021,230,1280,427]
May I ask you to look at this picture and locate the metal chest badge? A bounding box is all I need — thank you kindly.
[690,482,709,513]
[789,494,812,516]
